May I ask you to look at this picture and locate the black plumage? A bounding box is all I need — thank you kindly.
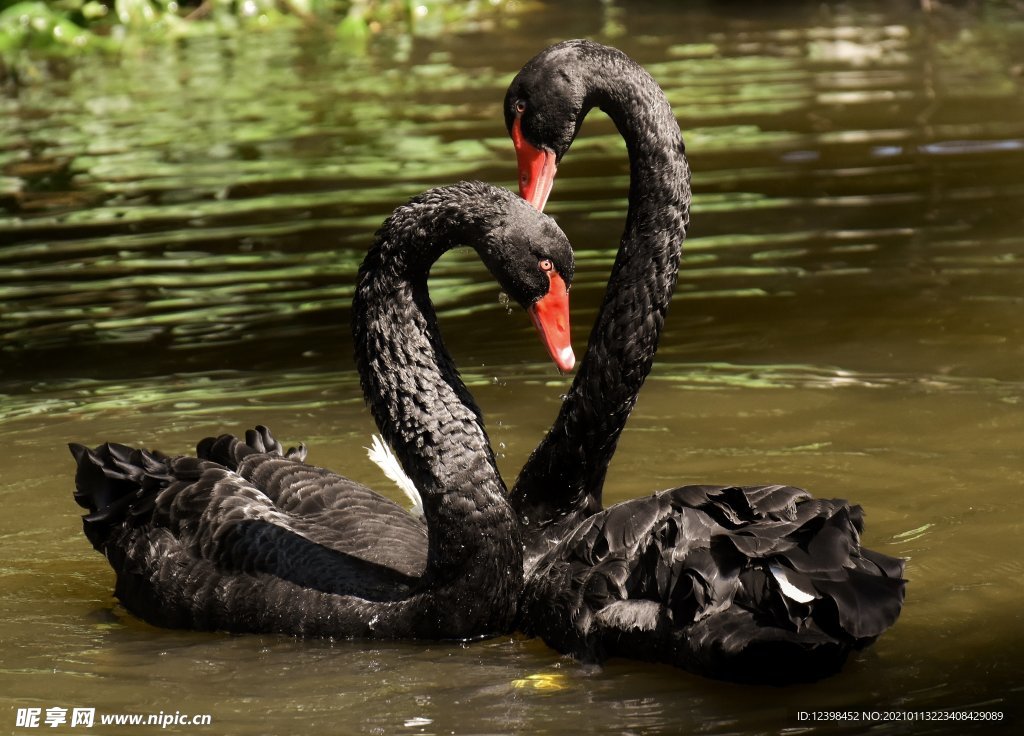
[520,485,905,683]
[198,429,426,578]
[70,181,575,640]
[504,40,905,682]
[507,39,692,560]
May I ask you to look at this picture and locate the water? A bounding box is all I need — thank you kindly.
[3,2,1024,733]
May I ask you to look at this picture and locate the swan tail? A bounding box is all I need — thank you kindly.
[196,425,307,470]
[69,441,178,551]
[69,426,309,553]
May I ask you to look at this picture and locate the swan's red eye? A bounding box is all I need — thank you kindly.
[515,100,527,114]
[539,259,553,272]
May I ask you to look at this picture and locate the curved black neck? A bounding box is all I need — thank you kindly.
[512,47,691,561]
[353,184,522,604]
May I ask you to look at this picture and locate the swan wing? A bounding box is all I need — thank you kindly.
[71,440,421,632]
[521,484,906,682]
[197,426,428,577]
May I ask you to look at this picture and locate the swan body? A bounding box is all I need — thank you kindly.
[70,181,575,640]
[504,40,905,681]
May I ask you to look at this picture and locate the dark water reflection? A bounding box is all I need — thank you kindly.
[2,2,1024,734]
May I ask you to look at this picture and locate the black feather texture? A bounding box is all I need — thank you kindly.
[518,484,906,683]
[70,181,575,640]
[503,40,905,682]
[507,39,692,560]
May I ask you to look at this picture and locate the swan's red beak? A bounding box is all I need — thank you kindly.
[528,271,574,372]
[512,117,557,211]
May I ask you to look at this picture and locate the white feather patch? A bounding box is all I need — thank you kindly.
[769,563,817,604]
[366,434,424,519]
[594,600,663,632]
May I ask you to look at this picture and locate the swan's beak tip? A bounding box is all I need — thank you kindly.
[558,346,576,372]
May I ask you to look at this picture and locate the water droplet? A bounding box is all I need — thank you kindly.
[497,291,513,315]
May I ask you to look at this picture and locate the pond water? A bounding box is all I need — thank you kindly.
[2,1,1024,734]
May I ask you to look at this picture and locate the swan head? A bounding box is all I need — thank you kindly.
[475,191,575,372]
[505,40,598,211]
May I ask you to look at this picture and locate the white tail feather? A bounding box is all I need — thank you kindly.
[366,435,424,519]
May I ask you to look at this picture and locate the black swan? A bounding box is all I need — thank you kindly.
[505,40,906,682]
[69,181,575,640]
